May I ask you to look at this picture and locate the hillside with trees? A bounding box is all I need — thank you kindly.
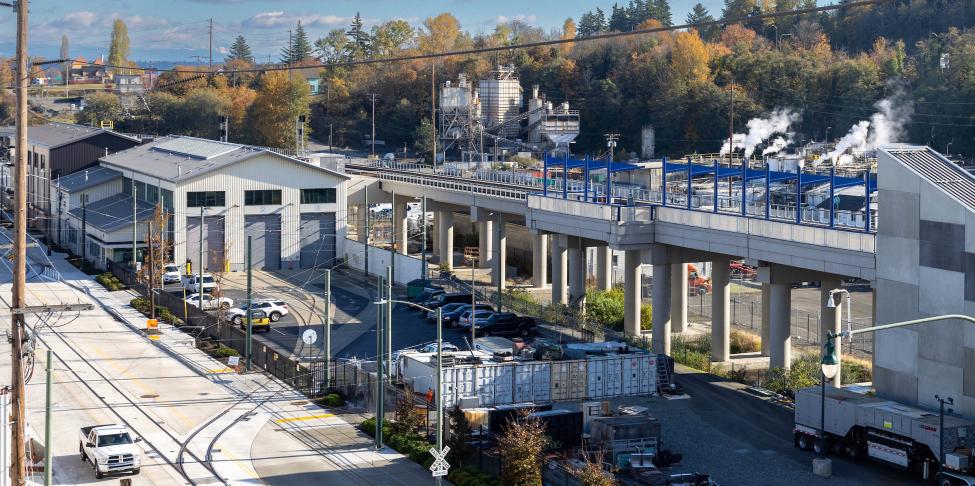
[70,0,975,159]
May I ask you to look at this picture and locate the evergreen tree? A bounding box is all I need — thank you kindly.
[627,0,649,27]
[686,3,717,40]
[345,12,371,60]
[609,4,629,31]
[722,0,757,20]
[227,35,254,64]
[651,0,673,26]
[578,11,600,36]
[292,21,313,62]
[107,19,130,74]
[594,7,609,31]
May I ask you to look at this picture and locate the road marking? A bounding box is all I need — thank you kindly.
[273,413,333,424]
[206,368,234,374]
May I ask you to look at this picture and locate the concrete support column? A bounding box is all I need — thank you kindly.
[761,283,771,356]
[531,233,548,288]
[670,262,688,333]
[394,198,409,254]
[711,258,731,362]
[596,246,613,290]
[431,212,439,257]
[478,220,494,269]
[551,236,568,305]
[652,263,673,355]
[769,283,792,369]
[491,217,506,290]
[623,250,643,337]
[820,278,843,387]
[438,211,454,270]
[568,238,585,307]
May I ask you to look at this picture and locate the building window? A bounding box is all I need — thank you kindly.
[300,188,336,204]
[186,191,225,207]
[244,190,282,206]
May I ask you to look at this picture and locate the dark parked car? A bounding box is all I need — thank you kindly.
[411,289,444,306]
[423,292,473,310]
[473,312,536,338]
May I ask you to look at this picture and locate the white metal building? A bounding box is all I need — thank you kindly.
[96,136,349,273]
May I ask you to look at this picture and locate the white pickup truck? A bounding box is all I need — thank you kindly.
[78,424,142,478]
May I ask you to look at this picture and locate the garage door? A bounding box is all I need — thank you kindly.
[186,216,225,273]
[245,214,281,270]
[300,213,336,269]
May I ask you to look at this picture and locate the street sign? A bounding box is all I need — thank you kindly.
[302,329,318,345]
[227,356,240,367]
[429,446,450,477]
[833,195,841,206]
[146,319,158,331]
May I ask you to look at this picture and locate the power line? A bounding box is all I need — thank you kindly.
[62,0,893,76]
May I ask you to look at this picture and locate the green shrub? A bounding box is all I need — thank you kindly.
[214,346,239,358]
[841,358,873,384]
[585,287,625,330]
[763,355,821,398]
[96,272,125,291]
[359,417,392,438]
[641,303,652,330]
[321,393,345,407]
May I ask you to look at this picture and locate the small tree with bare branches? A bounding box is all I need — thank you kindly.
[499,410,547,486]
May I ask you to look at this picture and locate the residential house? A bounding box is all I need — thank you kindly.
[93,136,349,273]
[114,74,144,95]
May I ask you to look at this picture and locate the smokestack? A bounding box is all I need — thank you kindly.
[532,84,539,99]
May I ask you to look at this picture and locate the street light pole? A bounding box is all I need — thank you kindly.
[245,235,252,372]
[936,394,954,484]
[386,265,393,382]
[375,273,384,450]
[324,269,331,389]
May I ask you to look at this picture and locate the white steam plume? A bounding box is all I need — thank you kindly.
[762,136,791,156]
[720,108,801,158]
[824,91,914,164]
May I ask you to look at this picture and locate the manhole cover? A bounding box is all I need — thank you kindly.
[140,394,160,399]
[291,400,309,406]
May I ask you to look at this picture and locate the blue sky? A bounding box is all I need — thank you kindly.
[0,0,726,62]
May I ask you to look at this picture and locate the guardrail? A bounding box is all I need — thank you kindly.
[378,171,530,200]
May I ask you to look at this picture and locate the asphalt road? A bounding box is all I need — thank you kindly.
[165,269,484,360]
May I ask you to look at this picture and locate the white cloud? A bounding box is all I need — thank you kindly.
[491,14,537,25]
[242,11,353,29]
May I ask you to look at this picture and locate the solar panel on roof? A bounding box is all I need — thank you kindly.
[151,138,240,160]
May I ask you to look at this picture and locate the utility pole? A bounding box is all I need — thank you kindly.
[324,269,331,389]
[421,196,427,280]
[937,395,954,484]
[246,236,253,372]
[375,273,384,450]
[132,180,137,270]
[148,221,155,319]
[386,266,392,383]
[198,207,204,296]
[431,63,437,170]
[11,1,30,484]
[435,306,443,486]
[208,18,213,71]
[364,190,370,277]
[81,194,87,263]
[605,134,619,202]
[43,349,52,486]
[728,79,735,166]
[368,93,378,157]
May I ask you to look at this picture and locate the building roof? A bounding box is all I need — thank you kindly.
[882,145,975,211]
[98,135,350,183]
[68,193,156,233]
[0,122,140,149]
[56,166,122,193]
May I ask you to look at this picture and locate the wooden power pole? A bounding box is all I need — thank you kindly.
[11,0,30,484]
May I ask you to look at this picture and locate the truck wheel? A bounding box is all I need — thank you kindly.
[79,444,86,461]
[696,286,709,296]
[95,468,104,479]
[797,433,812,451]
[132,468,140,475]
[233,316,242,325]
[813,437,829,455]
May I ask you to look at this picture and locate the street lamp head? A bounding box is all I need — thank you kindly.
[821,335,840,379]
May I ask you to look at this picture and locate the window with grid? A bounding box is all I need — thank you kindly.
[186,191,225,207]
[244,190,281,206]
[300,188,336,204]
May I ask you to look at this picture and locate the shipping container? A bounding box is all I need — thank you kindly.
[442,365,477,408]
[587,357,624,398]
[475,363,515,406]
[514,361,551,403]
[551,360,587,401]
[488,402,553,435]
[622,354,657,396]
[524,409,584,450]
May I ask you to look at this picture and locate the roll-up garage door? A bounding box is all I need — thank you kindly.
[300,213,336,269]
[186,216,225,272]
[245,214,282,270]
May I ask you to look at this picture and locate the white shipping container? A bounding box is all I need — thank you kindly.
[622,354,657,396]
[442,366,477,408]
[475,363,515,406]
[604,357,623,397]
[551,360,588,401]
[586,357,624,398]
[514,362,551,403]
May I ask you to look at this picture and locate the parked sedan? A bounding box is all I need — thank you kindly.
[457,309,495,329]
[472,312,536,338]
[426,303,467,322]
[186,293,233,310]
[440,303,495,327]
[225,300,289,323]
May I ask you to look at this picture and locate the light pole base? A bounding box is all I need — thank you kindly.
[812,458,832,477]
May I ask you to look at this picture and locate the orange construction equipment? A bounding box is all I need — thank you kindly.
[687,263,712,295]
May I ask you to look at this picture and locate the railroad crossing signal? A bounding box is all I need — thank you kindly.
[429,446,450,477]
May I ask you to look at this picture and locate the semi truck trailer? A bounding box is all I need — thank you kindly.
[794,387,975,484]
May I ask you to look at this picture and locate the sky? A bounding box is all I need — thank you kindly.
[0,0,726,63]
